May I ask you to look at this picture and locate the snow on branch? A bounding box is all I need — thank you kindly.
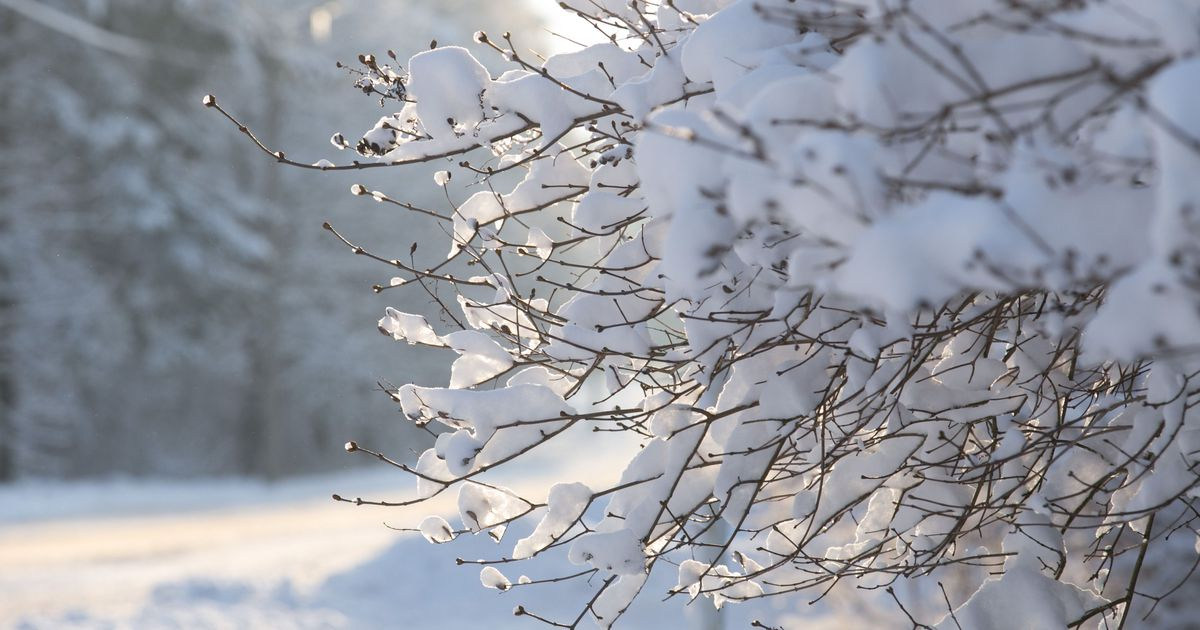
[217,0,1200,627]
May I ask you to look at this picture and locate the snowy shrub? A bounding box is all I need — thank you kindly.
[212,0,1200,627]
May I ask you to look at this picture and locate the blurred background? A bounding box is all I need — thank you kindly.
[0,0,552,481]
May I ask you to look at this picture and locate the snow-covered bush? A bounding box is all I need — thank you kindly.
[212,0,1200,627]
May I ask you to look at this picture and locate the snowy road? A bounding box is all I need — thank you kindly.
[0,473,403,627]
[0,431,780,629]
[0,470,467,628]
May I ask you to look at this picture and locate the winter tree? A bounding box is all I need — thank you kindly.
[0,0,528,479]
[211,0,1200,627]
[0,0,297,477]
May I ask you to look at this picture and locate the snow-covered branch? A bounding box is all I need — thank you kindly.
[219,0,1200,627]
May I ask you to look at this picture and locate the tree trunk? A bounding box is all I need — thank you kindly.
[238,47,292,480]
[0,215,14,481]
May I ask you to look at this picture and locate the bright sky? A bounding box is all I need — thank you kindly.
[525,0,610,54]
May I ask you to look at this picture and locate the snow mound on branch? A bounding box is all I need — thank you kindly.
[513,482,591,559]
[378,308,443,346]
[937,566,1105,630]
[359,0,1200,625]
[568,529,645,576]
[443,330,513,389]
[407,46,492,138]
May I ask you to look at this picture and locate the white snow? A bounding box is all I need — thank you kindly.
[321,0,1200,626]
[0,434,827,629]
[443,329,514,389]
[418,515,456,544]
[406,46,493,139]
[513,482,591,559]
[378,308,444,346]
[480,566,512,591]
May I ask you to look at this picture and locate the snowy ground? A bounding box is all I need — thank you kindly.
[0,431,815,629]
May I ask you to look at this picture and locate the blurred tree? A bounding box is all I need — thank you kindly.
[0,217,13,482]
[0,0,292,477]
[0,0,542,479]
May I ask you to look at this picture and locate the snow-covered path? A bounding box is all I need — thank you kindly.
[0,469,464,628]
[0,472,404,627]
[0,432,780,629]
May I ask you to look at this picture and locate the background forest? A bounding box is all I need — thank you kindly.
[0,0,541,479]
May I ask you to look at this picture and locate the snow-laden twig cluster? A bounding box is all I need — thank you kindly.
[215,0,1200,627]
